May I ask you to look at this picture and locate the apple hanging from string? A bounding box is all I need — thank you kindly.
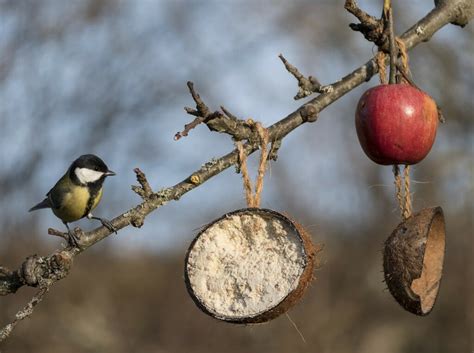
[355,84,438,165]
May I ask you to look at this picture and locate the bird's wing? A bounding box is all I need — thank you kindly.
[46,174,71,209]
[28,198,52,212]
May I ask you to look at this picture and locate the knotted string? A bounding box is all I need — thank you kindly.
[393,165,412,220]
[377,36,409,84]
[376,51,388,84]
[235,122,269,208]
[395,37,410,83]
[376,34,413,220]
[403,165,412,218]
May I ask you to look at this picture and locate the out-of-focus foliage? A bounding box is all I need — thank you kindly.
[0,0,472,352]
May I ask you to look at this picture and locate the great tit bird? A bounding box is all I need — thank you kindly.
[29,154,116,246]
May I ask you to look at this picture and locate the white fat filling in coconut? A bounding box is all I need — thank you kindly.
[186,213,306,318]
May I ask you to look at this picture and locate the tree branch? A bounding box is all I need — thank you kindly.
[0,0,472,343]
[175,82,254,141]
[345,0,388,50]
[278,54,333,100]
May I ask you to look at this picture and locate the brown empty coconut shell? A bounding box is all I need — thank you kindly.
[184,208,319,324]
[383,207,446,315]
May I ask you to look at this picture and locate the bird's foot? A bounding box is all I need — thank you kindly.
[88,215,118,234]
[98,217,117,234]
[67,229,80,248]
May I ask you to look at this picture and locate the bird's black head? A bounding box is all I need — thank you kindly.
[72,154,109,172]
[69,154,115,185]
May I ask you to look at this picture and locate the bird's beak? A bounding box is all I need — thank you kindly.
[105,170,116,176]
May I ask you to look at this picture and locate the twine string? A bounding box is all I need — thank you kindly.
[392,165,404,217]
[236,122,269,208]
[376,51,388,84]
[253,123,270,208]
[397,37,412,218]
[403,165,412,219]
[377,37,409,85]
[237,141,254,207]
[393,164,413,220]
[380,2,413,220]
[395,37,410,77]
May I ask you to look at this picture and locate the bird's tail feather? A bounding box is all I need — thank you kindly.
[29,199,51,212]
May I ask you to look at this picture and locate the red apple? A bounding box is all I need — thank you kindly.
[355,84,438,165]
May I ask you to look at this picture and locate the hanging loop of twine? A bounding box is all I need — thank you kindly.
[377,38,409,85]
[377,35,410,85]
[403,165,412,218]
[395,37,410,80]
[378,2,413,220]
[393,164,412,220]
[390,37,412,220]
[376,51,388,84]
[235,122,269,208]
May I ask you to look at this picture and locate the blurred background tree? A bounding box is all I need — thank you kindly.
[0,1,472,352]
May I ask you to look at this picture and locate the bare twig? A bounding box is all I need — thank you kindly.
[132,168,153,200]
[278,54,333,100]
[174,115,205,140]
[47,227,69,241]
[174,81,213,140]
[220,106,239,121]
[345,0,388,50]
[175,96,205,139]
[268,139,283,161]
[0,285,50,342]
[175,82,254,141]
[0,0,471,342]
[345,0,380,28]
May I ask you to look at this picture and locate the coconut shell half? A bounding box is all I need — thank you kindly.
[184,208,320,324]
[383,207,446,315]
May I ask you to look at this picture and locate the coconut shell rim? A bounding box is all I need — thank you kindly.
[184,207,317,324]
[383,206,446,316]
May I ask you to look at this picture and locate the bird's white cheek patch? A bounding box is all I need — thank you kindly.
[75,167,103,184]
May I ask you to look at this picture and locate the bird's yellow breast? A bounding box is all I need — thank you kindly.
[52,186,103,222]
